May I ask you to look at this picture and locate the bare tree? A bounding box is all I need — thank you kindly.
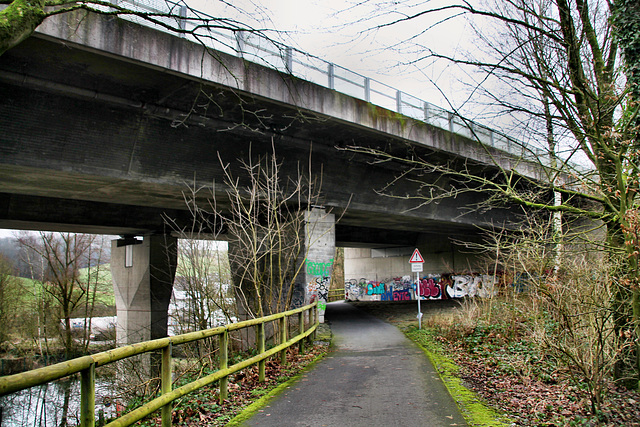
[17,232,104,358]
[0,254,21,345]
[224,143,321,319]
[343,0,639,387]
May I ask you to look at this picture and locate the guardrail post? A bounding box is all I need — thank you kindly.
[328,63,335,90]
[257,322,265,382]
[236,31,245,58]
[279,316,288,365]
[178,5,187,36]
[219,330,228,404]
[298,311,305,354]
[161,343,172,427]
[423,102,430,123]
[80,362,95,427]
[396,90,402,115]
[364,78,371,102]
[285,47,293,73]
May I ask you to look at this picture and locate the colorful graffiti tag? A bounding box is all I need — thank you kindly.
[307,276,330,312]
[345,273,499,301]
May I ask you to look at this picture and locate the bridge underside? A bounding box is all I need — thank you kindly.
[0,32,517,246]
[0,17,526,342]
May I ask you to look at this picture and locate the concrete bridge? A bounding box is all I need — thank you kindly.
[0,11,539,343]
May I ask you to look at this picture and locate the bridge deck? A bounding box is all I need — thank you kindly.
[241,301,467,426]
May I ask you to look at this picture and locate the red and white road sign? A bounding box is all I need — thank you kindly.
[409,248,424,263]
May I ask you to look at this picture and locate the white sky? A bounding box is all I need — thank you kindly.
[189,0,476,111]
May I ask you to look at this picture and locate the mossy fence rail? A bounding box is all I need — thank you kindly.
[0,302,318,427]
[327,288,344,302]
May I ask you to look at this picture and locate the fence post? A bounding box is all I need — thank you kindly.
[279,316,287,365]
[448,112,454,134]
[396,90,402,115]
[328,63,335,90]
[161,343,172,427]
[219,330,228,404]
[423,102,430,123]
[298,311,305,354]
[80,362,95,427]
[312,305,317,340]
[257,322,265,382]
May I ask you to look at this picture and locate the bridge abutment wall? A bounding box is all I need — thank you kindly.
[343,234,485,301]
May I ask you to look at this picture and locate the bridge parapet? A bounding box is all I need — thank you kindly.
[106,0,551,165]
[29,2,565,181]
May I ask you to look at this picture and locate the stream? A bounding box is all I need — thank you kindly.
[0,376,119,426]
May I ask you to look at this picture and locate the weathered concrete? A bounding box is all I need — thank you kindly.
[110,235,177,344]
[242,302,467,427]
[25,10,542,180]
[344,235,481,282]
[302,208,336,322]
[0,10,527,245]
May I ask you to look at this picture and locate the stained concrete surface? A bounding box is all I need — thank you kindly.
[241,301,467,427]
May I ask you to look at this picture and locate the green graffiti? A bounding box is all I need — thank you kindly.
[306,258,334,276]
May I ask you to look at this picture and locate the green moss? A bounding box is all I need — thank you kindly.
[358,100,410,131]
[404,327,514,427]
[0,0,47,55]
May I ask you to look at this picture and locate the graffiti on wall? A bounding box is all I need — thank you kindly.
[306,258,334,276]
[446,274,497,298]
[304,257,334,316]
[307,276,330,312]
[345,273,499,301]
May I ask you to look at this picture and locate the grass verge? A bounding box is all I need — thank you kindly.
[404,326,514,427]
[403,326,513,427]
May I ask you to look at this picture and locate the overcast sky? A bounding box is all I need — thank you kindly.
[189,0,476,110]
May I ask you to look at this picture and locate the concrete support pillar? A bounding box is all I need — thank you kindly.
[230,207,336,328]
[111,234,178,345]
[302,208,335,323]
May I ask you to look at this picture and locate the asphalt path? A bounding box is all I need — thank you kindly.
[241,301,467,427]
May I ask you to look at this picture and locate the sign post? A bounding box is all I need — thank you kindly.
[409,248,424,329]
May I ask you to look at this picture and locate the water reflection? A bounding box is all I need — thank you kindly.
[0,377,118,426]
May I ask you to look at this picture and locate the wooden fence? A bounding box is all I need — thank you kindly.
[0,302,318,427]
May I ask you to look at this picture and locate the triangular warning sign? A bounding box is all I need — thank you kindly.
[409,248,424,263]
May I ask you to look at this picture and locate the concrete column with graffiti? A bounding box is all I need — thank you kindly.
[304,208,335,323]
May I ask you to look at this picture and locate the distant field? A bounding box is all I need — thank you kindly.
[13,264,115,309]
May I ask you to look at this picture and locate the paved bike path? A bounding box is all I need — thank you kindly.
[241,301,467,427]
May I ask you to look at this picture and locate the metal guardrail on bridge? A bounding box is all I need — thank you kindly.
[105,0,550,165]
[0,302,318,427]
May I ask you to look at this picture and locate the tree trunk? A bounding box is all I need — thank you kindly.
[0,0,47,55]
